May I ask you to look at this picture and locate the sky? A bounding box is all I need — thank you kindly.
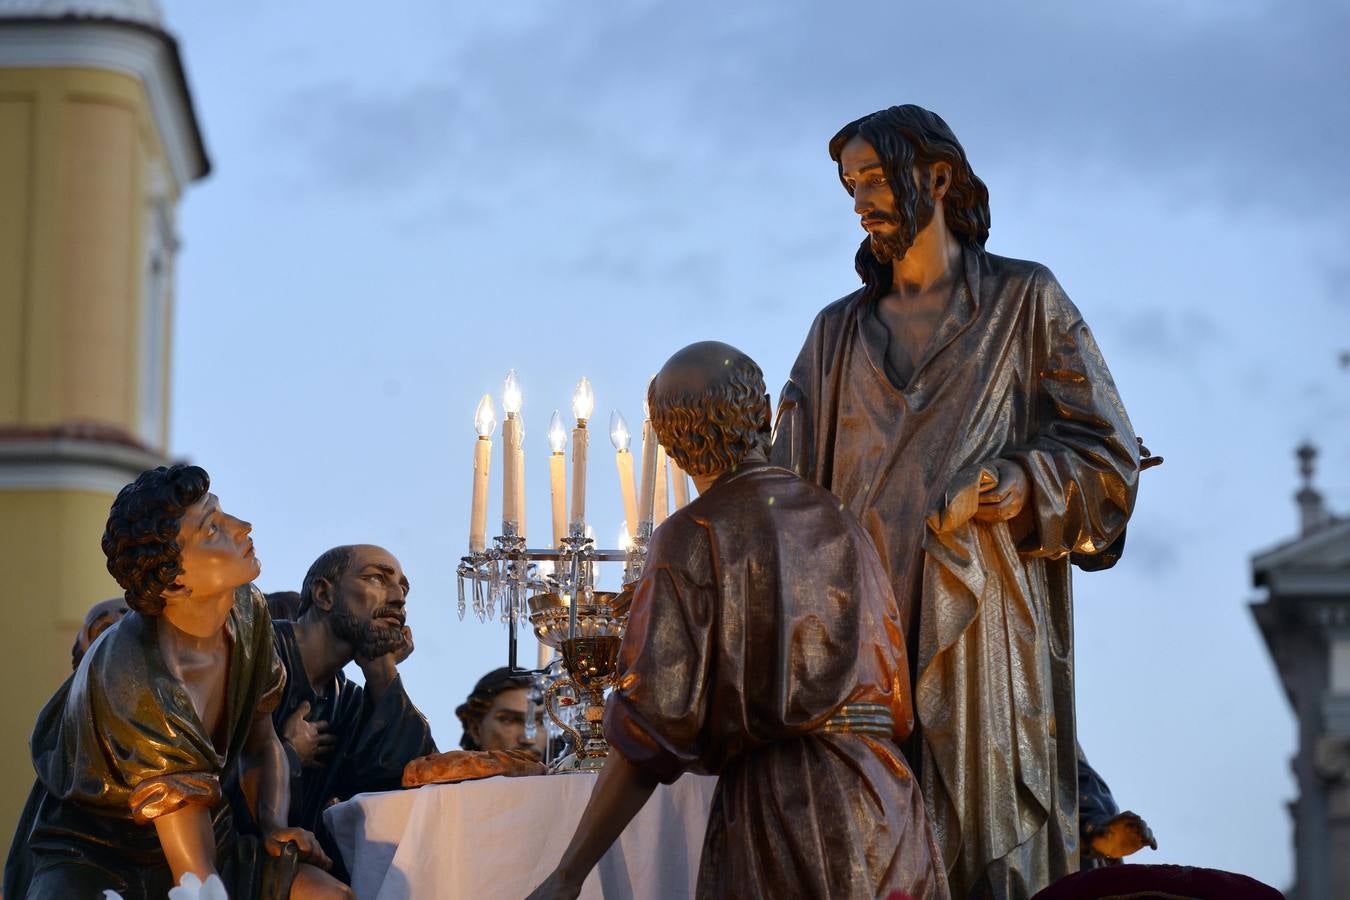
[160,0,1350,887]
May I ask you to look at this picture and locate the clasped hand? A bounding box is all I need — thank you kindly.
[928,458,1028,534]
[265,826,332,870]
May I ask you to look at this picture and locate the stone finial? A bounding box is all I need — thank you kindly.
[1297,442,1328,536]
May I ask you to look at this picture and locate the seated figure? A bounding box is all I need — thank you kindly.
[529,342,949,900]
[251,545,437,875]
[455,666,547,756]
[69,596,128,670]
[3,464,349,899]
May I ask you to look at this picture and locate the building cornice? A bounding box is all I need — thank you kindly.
[0,16,210,186]
[0,426,166,495]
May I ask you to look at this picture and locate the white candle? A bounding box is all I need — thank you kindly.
[570,378,595,530]
[611,411,638,538]
[501,371,523,535]
[654,444,669,525]
[638,416,658,531]
[671,458,691,510]
[469,394,496,553]
[548,411,567,548]
[515,412,527,542]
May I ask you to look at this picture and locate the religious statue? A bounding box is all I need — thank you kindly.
[241,544,437,880]
[69,596,128,669]
[455,666,548,756]
[3,464,351,899]
[528,342,948,900]
[771,105,1141,898]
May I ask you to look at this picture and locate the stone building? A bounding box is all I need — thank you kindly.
[0,0,207,834]
[1251,443,1350,899]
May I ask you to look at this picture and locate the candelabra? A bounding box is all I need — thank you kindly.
[457,523,650,772]
[458,370,687,772]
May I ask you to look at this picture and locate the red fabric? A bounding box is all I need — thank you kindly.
[1032,864,1284,900]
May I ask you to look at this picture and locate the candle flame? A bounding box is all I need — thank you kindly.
[474,394,497,437]
[572,377,595,422]
[502,369,522,415]
[610,410,631,451]
[548,410,567,453]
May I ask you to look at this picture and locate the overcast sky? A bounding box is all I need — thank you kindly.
[161,0,1350,887]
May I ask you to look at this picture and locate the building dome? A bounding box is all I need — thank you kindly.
[0,0,163,27]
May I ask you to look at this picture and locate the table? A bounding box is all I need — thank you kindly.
[324,773,717,899]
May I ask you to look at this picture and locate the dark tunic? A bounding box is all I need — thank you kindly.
[3,585,296,900]
[265,620,435,864]
[772,250,1139,899]
[604,462,949,900]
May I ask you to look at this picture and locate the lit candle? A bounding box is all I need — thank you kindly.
[547,410,567,548]
[469,394,496,553]
[654,444,669,525]
[637,396,658,533]
[570,377,594,530]
[671,458,691,510]
[515,413,527,541]
[611,410,638,539]
[501,370,522,536]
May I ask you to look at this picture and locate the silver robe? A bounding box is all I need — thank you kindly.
[772,249,1138,899]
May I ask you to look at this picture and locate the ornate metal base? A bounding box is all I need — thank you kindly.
[549,749,608,774]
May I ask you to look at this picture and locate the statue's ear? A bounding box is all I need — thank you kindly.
[312,577,336,612]
[931,161,953,200]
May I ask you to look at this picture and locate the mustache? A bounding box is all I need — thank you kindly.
[372,605,406,626]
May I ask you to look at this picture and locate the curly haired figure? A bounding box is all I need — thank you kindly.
[4,464,351,899]
[528,342,948,900]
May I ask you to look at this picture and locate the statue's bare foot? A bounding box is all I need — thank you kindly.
[1088,810,1157,860]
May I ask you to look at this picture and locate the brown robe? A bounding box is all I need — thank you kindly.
[603,461,949,900]
[772,249,1138,899]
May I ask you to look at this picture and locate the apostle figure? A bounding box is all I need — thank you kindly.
[456,666,547,757]
[4,464,349,899]
[69,596,128,670]
[771,104,1140,898]
[528,342,947,900]
[255,545,437,875]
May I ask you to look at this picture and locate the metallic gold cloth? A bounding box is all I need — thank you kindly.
[773,250,1138,899]
[4,585,297,899]
[603,462,949,900]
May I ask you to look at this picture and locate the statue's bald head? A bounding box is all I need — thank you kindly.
[648,341,770,479]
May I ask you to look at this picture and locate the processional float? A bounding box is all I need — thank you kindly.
[456,371,690,772]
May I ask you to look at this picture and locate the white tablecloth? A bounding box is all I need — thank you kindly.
[324,773,717,900]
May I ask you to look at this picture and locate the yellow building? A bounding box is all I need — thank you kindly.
[0,0,208,836]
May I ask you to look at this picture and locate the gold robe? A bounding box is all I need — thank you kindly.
[772,250,1138,899]
[4,585,295,900]
[604,462,949,900]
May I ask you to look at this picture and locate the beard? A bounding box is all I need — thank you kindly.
[867,187,937,264]
[331,608,406,659]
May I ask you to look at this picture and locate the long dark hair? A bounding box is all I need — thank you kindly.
[829,105,990,303]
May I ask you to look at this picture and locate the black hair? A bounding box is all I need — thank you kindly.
[101,464,211,616]
[298,546,356,617]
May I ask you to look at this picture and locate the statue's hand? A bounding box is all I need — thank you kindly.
[265,827,332,870]
[281,701,335,768]
[524,869,583,900]
[974,459,1028,523]
[1138,437,1164,472]
[393,626,414,665]
[1088,810,1157,859]
[928,465,985,534]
